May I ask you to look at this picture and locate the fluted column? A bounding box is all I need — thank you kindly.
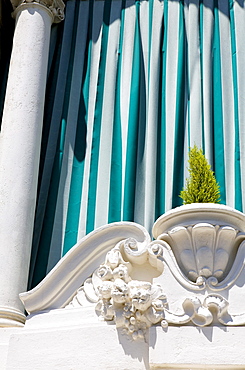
[0,0,64,326]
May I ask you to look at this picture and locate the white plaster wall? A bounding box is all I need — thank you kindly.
[149,326,245,369]
[2,307,149,370]
[2,208,245,370]
[1,306,245,370]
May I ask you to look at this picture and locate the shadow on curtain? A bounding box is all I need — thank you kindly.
[28,0,245,288]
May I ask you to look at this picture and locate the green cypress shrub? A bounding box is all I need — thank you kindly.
[180,145,221,204]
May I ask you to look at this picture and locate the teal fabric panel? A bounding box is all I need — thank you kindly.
[229,0,242,210]
[212,0,226,204]
[29,0,245,287]
[172,0,187,208]
[63,0,93,254]
[123,1,145,221]
[155,0,168,218]
[86,0,113,233]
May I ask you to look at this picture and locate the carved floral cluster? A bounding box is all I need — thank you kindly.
[95,248,168,340]
[76,235,245,340]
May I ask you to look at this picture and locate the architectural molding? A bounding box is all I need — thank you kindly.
[20,222,151,313]
[20,204,245,340]
[10,0,65,23]
[0,306,26,327]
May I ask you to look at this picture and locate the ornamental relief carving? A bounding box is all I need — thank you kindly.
[11,0,65,23]
[67,217,245,341]
[20,204,245,341]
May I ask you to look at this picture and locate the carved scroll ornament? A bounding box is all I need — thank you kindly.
[20,204,245,341]
[11,0,65,23]
[67,220,245,340]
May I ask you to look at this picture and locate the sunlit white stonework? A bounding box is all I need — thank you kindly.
[20,204,245,341]
[10,0,65,22]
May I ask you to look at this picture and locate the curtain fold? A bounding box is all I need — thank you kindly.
[29,0,245,287]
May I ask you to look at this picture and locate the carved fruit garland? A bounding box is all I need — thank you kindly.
[62,204,245,341]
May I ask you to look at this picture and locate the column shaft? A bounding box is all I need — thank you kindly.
[0,2,62,326]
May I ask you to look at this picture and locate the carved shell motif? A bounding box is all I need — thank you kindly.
[158,223,245,283]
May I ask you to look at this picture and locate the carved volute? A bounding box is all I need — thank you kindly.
[10,0,65,23]
[20,204,245,340]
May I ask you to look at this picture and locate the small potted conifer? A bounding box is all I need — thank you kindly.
[152,146,245,284]
[179,145,220,204]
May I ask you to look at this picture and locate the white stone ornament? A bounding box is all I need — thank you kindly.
[88,247,168,340]
[20,204,245,340]
[11,0,65,23]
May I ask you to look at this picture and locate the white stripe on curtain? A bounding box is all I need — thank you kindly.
[234,1,245,210]
[202,0,214,164]
[219,1,235,207]
[29,0,245,287]
[165,1,180,211]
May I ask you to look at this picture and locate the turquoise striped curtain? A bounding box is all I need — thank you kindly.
[29,0,245,287]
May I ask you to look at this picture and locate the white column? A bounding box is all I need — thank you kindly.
[0,0,64,326]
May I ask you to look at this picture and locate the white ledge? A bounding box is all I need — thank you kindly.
[152,203,245,237]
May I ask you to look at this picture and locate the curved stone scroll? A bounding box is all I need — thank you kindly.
[20,222,151,314]
[20,205,245,340]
